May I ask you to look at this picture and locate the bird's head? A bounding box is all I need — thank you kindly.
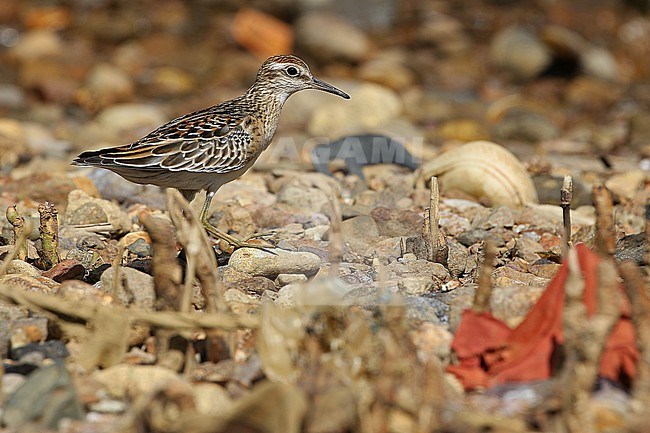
[252,55,350,101]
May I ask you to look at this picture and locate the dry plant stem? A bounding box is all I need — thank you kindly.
[559,249,620,433]
[328,195,343,278]
[473,238,497,313]
[561,175,573,255]
[592,182,616,257]
[139,211,183,311]
[0,220,31,278]
[6,205,27,261]
[166,190,221,313]
[645,198,650,266]
[426,176,448,264]
[619,260,650,406]
[37,202,60,269]
[111,242,126,300]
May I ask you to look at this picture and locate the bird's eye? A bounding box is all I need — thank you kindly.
[285,66,299,77]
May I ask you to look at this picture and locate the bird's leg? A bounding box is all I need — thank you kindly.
[200,191,274,250]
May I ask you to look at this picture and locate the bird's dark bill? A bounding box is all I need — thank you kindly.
[311,77,350,99]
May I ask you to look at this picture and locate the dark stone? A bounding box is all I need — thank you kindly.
[10,340,69,361]
[615,233,646,265]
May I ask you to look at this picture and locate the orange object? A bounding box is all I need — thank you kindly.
[447,244,638,390]
[230,8,294,60]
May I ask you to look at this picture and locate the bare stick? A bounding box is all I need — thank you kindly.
[328,196,343,278]
[592,182,616,257]
[645,198,650,266]
[427,176,448,265]
[473,238,497,313]
[37,202,60,269]
[166,190,221,313]
[139,211,183,311]
[559,248,620,433]
[619,261,650,406]
[5,205,27,261]
[0,220,31,278]
[561,175,573,256]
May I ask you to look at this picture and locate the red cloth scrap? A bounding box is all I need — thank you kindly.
[447,244,638,390]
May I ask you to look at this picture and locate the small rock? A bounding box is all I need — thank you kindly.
[229,248,321,279]
[615,233,646,266]
[457,229,490,246]
[92,364,181,399]
[65,189,131,235]
[473,206,516,229]
[78,63,134,110]
[147,66,196,96]
[295,11,371,63]
[100,266,155,309]
[370,206,422,237]
[122,231,152,258]
[308,83,402,138]
[5,260,41,278]
[275,283,299,308]
[10,318,48,349]
[489,26,551,80]
[566,77,622,110]
[95,103,167,138]
[3,362,83,429]
[10,340,69,362]
[447,240,470,277]
[275,273,308,287]
[385,258,450,287]
[9,29,64,62]
[338,215,380,240]
[41,259,85,282]
[493,266,550,288]
[192,383,233,414]
[398,277,436,296]
[605,171,647,201]
[0,274,59,294]
[410,322,453,363]
[358,57,416,90]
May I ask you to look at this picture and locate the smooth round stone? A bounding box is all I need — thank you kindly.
[228,248,321,279]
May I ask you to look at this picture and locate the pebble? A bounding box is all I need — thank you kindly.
[358,57,416,90]
[5,260,41,278]
[489,26,551,80]
[100,266,155,309]
[275,273,308,287]
[369,206,422,237]
[79,63,134,110]
[95,103,167,138]
[91,364,180,400]
[65,189,131,235]
[308,83,402,138]
[295,11,371,63]
[228,248,321,279]
[605,170,647,200]
[9,29,64,61]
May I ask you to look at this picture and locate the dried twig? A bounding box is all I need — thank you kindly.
[645,198,650,266]
[5,205,27,261]
[37,202,60,269]
[328,195,343,278]
[425,176,448,265]
[139,211,183,311]
[592,182,616,257]
[473,238,497,313]
[0,220,31,279]
[558,248,620,433]
[166,190,221,313]
[561,175,573,255]
[619,261,650,406]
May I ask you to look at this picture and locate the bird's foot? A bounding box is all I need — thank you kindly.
[241,229,277,242]
[202,223,275,251]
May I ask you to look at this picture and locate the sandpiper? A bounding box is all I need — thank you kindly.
[73,55,350,248]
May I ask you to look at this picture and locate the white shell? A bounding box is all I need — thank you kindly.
[417,141,538,207]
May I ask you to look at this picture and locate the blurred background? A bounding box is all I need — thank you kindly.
[0,0,649,197]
